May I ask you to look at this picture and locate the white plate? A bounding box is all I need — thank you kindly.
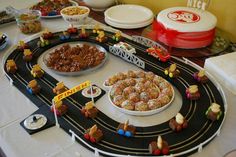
[104,4,153,25]
[105,17,153,29]
[106,71,175,116]
[33,0,78,19]
[24,114,47,130]
[108,86,175,116]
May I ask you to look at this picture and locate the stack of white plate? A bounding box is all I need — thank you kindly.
[104,4,154,29]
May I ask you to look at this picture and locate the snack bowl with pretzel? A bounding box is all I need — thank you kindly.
[60,6,90,25]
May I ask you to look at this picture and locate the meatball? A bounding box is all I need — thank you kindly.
[140,92,149,102]
[121,100,134,110]
[135,82,145,93]
[153,76,165,85]
[129,92,140,103]
[148,99,162,110]
[125,78,136,86]
[145,71,155,80]
[110,87,123,97]
[127,70,137,78]
[136,71,145,78]
[113,95,125,106]
[123,86,136,97]
[135,101,148,111]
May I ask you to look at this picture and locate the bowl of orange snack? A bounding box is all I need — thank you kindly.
[61,6,90,24]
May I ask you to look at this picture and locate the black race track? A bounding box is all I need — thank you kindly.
[3,29,225,156]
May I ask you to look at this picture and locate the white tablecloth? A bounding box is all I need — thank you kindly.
[0,1,236,157]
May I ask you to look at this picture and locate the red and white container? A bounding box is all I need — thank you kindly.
[154,7,217,49]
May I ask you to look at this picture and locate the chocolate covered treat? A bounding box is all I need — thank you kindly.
[149,136,169,155]
[67,25,78,34]
[96,31,107,43]
[92,24,101,34]
[117,120,136,137]
[37,37,49,47]
[42,29,53,39]
[60,31,71,41]
[112,31,122,42]
[84,125,103,143]
[6,59,17,74]
[78,27,89,39]
[51,100,68,116]
[17,40,29,52]
[27,79,41,94]
[169,113,188,132]
[53,82,67,95]
[31,64,44,78]
[186,85,200,100]
[164,63,180,78]
[23,49,33,62]
[206,103,222,121]
[193,69,208,83]
[81,101,99,118]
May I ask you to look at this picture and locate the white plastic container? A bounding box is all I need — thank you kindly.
[83,0,115,11]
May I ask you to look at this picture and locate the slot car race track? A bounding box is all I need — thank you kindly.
[3,29,226,157]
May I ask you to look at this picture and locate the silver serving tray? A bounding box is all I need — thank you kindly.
[43,41,108,76]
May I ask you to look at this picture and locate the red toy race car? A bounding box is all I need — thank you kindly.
[146,47,170,62]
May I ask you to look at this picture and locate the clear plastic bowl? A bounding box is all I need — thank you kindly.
[15,10,42,34]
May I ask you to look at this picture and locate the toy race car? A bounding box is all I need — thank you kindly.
[114,42,136,54]
[146,47,170,62]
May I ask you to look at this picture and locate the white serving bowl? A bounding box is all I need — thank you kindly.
[60,6,90,25]
[83,0,115,11]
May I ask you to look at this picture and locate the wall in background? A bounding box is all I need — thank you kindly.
[122,0,236,42]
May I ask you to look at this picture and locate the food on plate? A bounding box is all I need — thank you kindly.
[16,11,41,34]
[146,47,170,62]
[6,59,17,74]
[81,101,99,118]
[164,63,180,78]
[51,100,68,116]
[114,41,136,54]
[186,85,200,100]
[169,113,188,132]
[117,120,136,137]
[53,82,67,95]
[193,69,208,83]
[59,31,71,41]
[61,6,89,15]
[17,40,29,52]
[37,37,50,47]
[206,103,222,121]
[23,49,33,62]
[107,70,174,112]
[31,64,44,78]
[45,44,105,72]
[31,0,72,16]
[149,136,169,155]
[84,125,103,143]
[96,31,107,43]
[27,79,41,94]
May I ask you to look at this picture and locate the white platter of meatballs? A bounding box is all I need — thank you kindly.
[104,70,175,116]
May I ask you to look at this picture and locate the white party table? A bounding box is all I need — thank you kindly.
[0,1,236,157]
